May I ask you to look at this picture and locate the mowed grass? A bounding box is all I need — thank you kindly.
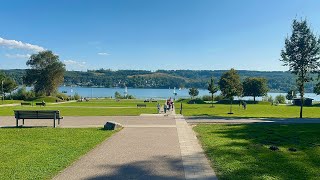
[0,128,116,179]
[194,124,320,180]
[0,99,162,116]
[178,103,320,118]
[0,100,21,105]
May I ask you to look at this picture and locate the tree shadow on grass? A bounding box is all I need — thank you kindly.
[197,124,320,179]
[86,155,185,180]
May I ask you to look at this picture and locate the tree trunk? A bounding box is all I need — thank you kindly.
[229,99,233,114]
[300,94,304,118]
[211,93,213,107]
[254,96,256,102]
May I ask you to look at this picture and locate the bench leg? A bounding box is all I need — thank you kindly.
[16,118,18,127]
[54,118,56,128]
[58,119,60,125]
[23,119,25,125]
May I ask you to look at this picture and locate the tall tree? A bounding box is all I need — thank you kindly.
[218,68,243,114]
[280,19,320,118]
[24,51,66,96]
[207,77,218,107]
[243,77,268,102]
[189,87,199,99]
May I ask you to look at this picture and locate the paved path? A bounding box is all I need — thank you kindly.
[1,111,217,179]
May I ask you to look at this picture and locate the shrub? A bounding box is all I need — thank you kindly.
[275,94,286,104]
[56,93,68,101]
[188,98,206,104]
[214,95,225,101]
[73,93,81,100]
[202,95,213,101]
[11,87,36,100]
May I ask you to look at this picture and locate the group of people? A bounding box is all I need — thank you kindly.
[157,97,174,113]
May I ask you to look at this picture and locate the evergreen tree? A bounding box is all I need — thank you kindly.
[207,77,218,107]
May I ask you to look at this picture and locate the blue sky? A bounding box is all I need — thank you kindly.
[0,0,319,71]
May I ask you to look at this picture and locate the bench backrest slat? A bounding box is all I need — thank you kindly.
[14,110,62,119]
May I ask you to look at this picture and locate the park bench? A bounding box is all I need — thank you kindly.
[151,100,158,102]
[137,104,146,108]
[35,102,46,107]
[21,102,32,106]
[14,110,63,128]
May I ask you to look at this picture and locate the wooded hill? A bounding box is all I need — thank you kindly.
[1,69,318,93]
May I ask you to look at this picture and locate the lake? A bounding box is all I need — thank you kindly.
[58,86,320,101]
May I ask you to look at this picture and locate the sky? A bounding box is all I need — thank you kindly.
[0,0,320,71]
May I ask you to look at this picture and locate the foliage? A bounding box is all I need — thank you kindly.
[275,94,286,104]
[207,77,218,107]
[194,124,320,180]
[0,128,115,179]
[314,82,320,95]
[243,77,268,102]
[11,86,36,100]
[202,95,213,101]
[188,87,199,99]
[187,98,206,104]
[73,92,81,100]
[286,89,297,100]
[218,69,243,100]
[55,92,69,101]
[24,51,66,96]
[280,19,320,118]
[114,91,135,99]
[0,72,18,96]
[214,94,225,101]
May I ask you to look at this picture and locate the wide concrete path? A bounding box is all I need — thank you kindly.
[1,112,217,179]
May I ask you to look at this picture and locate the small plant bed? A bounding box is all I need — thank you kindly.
[0,128,116,179]
[194,124,320,179]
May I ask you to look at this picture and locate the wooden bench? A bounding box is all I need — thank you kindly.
[137,104,146,108]
[21,102,32,106]
[35,102,46,107]
[14,110,63,128]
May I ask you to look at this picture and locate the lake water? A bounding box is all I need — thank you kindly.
[58,86,320,101]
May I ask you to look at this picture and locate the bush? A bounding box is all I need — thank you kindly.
[213,95,224,101]
[11,87,36,100]
[275,95,286,104]
[202,95,213,101]
[73,93,81,100]
[55,93,68,101]
[188,98,206,104]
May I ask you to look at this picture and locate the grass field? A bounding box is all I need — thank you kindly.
[194,124,320,180]
[0,128,116,179]
[177,103,320,118]
[0,99,163,116]
[0,100,21,105]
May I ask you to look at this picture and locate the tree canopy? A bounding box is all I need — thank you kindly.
[0,72,18,96]
[189,87,199,99]
[218,68,243,100]
[24,51,66,96]
[243,77,268,102]
[280,19,320,118]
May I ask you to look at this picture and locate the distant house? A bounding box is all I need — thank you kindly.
[292,98,314,106]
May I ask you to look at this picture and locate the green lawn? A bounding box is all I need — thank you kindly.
[0,99,162,116]
[0,128,116,179]
[0,100,21,105]
[177,103,320,118]
[194,124,320,180]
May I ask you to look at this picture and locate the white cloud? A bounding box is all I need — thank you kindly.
[0,37,45,52]
[63,60,87,70]
[5,53,31,59]
[97,52,110,56]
